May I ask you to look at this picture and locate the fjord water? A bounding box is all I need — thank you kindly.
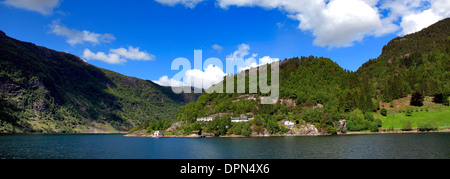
[0,134,448,159]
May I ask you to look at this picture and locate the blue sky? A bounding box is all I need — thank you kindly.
[1,0,448,89]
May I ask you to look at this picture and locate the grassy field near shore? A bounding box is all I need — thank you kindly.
[380,109,450,129]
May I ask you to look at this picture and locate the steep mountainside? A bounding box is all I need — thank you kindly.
[0,30,198,133]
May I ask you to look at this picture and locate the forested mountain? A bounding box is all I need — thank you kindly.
[0,30,198,133]
[357,18,450,102]
[175,18,449,135]
[175,56,367,134]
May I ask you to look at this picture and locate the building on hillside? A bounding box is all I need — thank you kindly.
[196,117,213,122]
[284,121,295,128]
[231,117,249,123]
[154,131,163,137]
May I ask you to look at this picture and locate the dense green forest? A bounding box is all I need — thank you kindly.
[0,30,199,133]
[170,18,449,136]
[357,17,450,102]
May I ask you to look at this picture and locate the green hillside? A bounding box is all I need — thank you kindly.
[173,18,450,135]
[357,18,450,102]
[0,30,198,133]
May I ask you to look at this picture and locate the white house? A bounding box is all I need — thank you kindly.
[284,121,295,128]
[231,117,249,123]
[154,131,163,137]
[196,117,214,122]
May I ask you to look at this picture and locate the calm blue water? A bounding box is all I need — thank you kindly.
[0,133,448,159]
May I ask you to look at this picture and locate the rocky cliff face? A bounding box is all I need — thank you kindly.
[337,120,347,134]
[166,121,185,132]
[250,128,271,137]
[286,124,320,136]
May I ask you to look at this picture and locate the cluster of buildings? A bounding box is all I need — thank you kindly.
[196,116,296,128]
[196,117,213,122]
[230,117,253,123]
[152,115,297,138]
[196,116,255,123]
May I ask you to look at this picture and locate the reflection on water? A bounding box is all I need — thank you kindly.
[0,133,448,159]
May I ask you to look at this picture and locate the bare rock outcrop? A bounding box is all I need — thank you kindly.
[250,128,271,137]
[337,120,347,134]
[279,99,296,107]
[286,124,319,136]
[166,121,184,132]
[125,129,147,137]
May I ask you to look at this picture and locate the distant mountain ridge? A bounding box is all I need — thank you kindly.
[0,30,199,133]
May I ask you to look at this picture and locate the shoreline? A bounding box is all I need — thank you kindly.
[341,129,450,135]
[4,129,449,137]
[124,129,450,138]
[0,132,128,135]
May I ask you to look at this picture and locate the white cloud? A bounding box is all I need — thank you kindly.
[373,15,401,37]
[185,64,226,89]
[50,21,116,46]
[2,0,60,15]
[259,56,279,65]
[227,43,250,59]
[387,0,450,36]
[227,43,256,72]
[83,46,155,64]
[227,43,278,72]
[156,43,251,88]
[216,0,450,47]
[400,9,442,35]
[154,64,226,89]
[154,75,186,87]
[359,0,450,36]
[154,0,206,8]
[155,43,278,89]
[212,44,224,52]
[83,49,125,64]
[316,0,382,47]
[219,0,383,48]
[110,46,155,61]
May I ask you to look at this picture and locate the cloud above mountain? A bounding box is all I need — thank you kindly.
[49,21,116,46]
[155,0,450,48]
[154,64,226,89]
[83,46,155,64]
[154,43,278,88]
[2,0,61,15]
